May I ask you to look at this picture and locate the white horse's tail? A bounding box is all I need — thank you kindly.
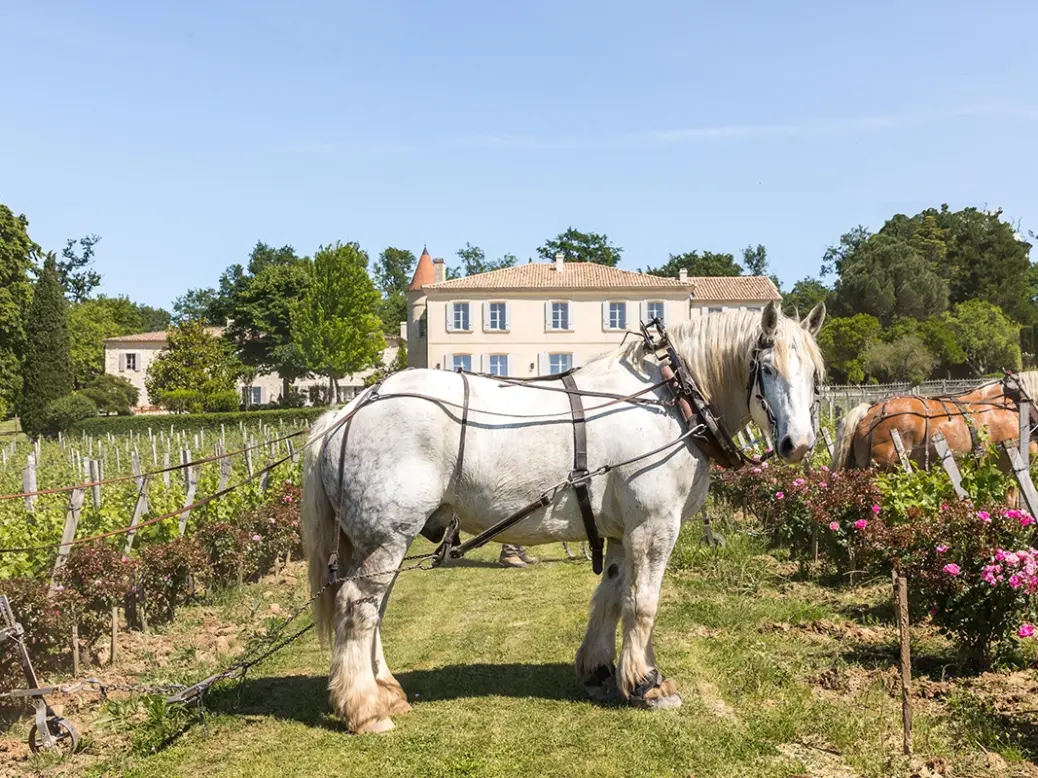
[831,402,870,471]
[302,405,351,646]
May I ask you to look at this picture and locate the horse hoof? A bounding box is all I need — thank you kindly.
[356,717,395,734]
[629,674,682,710]
[584,680,621,702]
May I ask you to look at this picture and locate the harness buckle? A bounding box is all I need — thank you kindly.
[327,552,338,586]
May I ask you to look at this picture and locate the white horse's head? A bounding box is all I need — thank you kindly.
[748,301,826,462]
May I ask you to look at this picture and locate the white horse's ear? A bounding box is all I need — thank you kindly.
[802,301,826,336]
[761,301,779,338]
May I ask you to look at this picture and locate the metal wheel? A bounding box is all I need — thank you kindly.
[28,716,79,756]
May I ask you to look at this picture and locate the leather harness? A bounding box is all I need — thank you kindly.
[560,373,605,574]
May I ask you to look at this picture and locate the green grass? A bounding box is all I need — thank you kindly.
[24,522,1036,778]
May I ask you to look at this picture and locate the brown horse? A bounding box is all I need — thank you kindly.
[831,371,1038,471]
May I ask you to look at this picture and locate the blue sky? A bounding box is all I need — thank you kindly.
[2,1,1036,310]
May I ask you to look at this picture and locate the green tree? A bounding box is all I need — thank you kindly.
[537,227,622,267]
[292,241,385,403]
[782,278,830,318]
[21,254,73,437]
[741,243,782,293]
[828,233,949,325]
[58,234,102,302]
[816,314,882,384]
[81,374,139,415]
[172,287,222,324]
[864,334,936,384]
[642,250,742,278]
[223,257,311,401]
[451,243,518,277]
[145,319,242,408]
[374,247,416,334]
[946,300,1021,376]
[68,296,171,387]
[136,304,171,332]
[0,204,39,412]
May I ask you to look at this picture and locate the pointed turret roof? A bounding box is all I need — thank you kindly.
[408,246,435,291]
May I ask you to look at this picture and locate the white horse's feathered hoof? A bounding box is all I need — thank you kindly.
[628,672,682,710]
[583,665,621,702]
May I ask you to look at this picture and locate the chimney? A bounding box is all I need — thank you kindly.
[432,258,446,284]
[554,251,564,272]
[678,268,688,283]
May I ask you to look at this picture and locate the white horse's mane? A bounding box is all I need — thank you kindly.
[581,308,826,404]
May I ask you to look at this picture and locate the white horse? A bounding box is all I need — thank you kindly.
[302,301,826,733]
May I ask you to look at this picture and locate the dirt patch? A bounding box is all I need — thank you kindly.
[777,738,857,777]
[695,681,738,720]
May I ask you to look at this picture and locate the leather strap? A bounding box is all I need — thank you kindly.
[561,373,604,574]
[454,370,471,487]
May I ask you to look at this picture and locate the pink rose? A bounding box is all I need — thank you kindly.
[854,519,868,530]
[942,563,961,577]
[252,534,262,542]
[936,545,949,554]
[818,481,827,489]
[775,491,784,500]
[752,467,762,474]
[1019,623,1035,639]
[793,478,805,487]
[871,505,881,515]
[829,521,840,531]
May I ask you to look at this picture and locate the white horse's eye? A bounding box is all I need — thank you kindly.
[761,365,773,377]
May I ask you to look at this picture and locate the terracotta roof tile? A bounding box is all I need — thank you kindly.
[104,326,225,344]
[423,262,691,291]
[690,276,781,302]
[408,247,436,291]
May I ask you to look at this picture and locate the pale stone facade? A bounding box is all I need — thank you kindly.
[104,329,401,412]
[405,250,781,378]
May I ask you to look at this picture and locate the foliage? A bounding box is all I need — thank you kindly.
[172,287,221,324]
[537,227,622,267]
[829,233,949,325]
[0,203,39,412]
[946,299,1021,375]
[374,246,416,333]
[782,278,830,319]
[364,340,407,387]
[67,406,325,435]
[138,539,208,622]
[21,254,73,438]
[58,544,134,646]
[291,241,385,396]
[145,319,243,410]
[816,313,882,383]
[82,374,139,415]
[68,296,170,388]
[642,250,741,278]
[41,392,98,435]
[864,334,936,384]
[741,244,781,291]
[448,242,517,279]
[221,243,311,397]
[58,234,102,302]
[0,577,78,692]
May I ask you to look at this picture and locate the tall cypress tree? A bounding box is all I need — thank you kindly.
[21,253,72,437]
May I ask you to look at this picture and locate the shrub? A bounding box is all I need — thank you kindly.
[138,538,207,622]
[66,406,326,436]
[0,578,79,694]
[41,393,97,436]
[57,545,135,647]
[160,389,205,414]
[196,521,252,586]
[81,374,139,415]
[203,390,240,413]
[240,480,302,575]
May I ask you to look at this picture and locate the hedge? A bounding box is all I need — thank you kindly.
[66,406,329,436]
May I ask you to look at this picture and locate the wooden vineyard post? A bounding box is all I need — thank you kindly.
[218,452,232,492]
[23,453,37,514]
[932,432,969,499]
[151,436,158,467]
[1003,443,1038,518]
[110,607,118,666]
[287,439,298,464]
[1020,401,1031,470]
[893,572,913,756]
[260,458,272,491]
[178,456,199,536]
[245,438,255,477]
[889,429,913,474]
[71,618,80,676]
[820,427,834,462]
[124,476,152,555]
[89,459,102,508]
[163,451,170,488]
[50,489,85,592]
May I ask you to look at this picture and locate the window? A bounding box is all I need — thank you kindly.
[549,353,571,375]
[124,352,137,371]
[745,306,762,312]
[609,302,627,329]
[708,306,723,314]
[488,302,507,331]
[646,301,665,322]
[488,355,508,376]
[452,302,471,331]
[245,386,261,405]
[453,354,472,372]
[419,312,427,337]
[551,302,569,330]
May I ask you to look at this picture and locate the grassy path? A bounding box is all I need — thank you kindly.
[19,528,1037,778]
